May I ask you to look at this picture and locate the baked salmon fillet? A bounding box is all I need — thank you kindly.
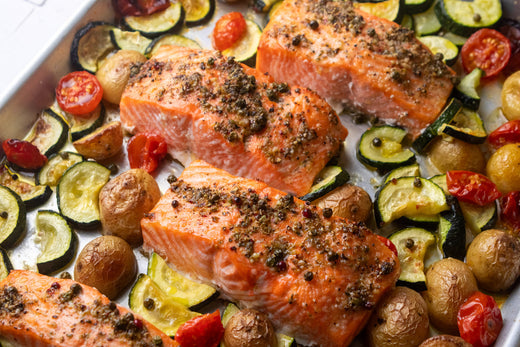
[0,270,177,347]
[120,46,347,196]
[256,0,455,138]
[141,160,400,347]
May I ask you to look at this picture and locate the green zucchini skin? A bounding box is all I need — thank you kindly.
[459,200,497,235]
[440,108,487,144]
[222,19,263,67]
[384,163,421,184]
[24,109,68,158]
[300,166,350,202]
[123,3,185,38]
[70,103,106,142]
[0,247,13,280]
[35,210,78,275]
[354,0,405,23]
[389,227,435,292]
[438,195,466,260]
[357,125,415,172]
[70,21,117,74]
[412,98,462,153]
[418,35,459,66]
[452,68,482,111]
[404,0,434,14]
[0,168,52,209]
[0,186,26,249]
[434,0,502,37]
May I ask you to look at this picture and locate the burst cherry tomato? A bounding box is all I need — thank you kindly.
[56,71,103,116]
[461,29,512,79]
[112,0,170,16]
[446,171,502,206]
[500,191,520,233]
[457,291,503,347]
[212,12,247,51]
[376,235,398,257]
[488,120,520,148]
[2,139,47,170]
[127,133,167,173]
[175,310,224,347]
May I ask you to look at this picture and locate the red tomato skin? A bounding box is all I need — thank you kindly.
[500,191,520,233]
[56,71,103,116]
[212,12,247,51]
[461,29,512,79]
[457,291,503,347]
[113,0,169,16]
[488,120,520,148]
[376,235,398,257]
[2,139,47,170]
[175,311,224,347]
[446,171,502,206]
[127,133,167,173]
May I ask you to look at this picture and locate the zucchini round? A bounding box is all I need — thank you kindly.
[384,163,421,184]
[37,152,84,186]
[0,186,26,249]
[389,227,436,291]
[57,161,111,229]
[145,34,201,57]
[24,109,68,158]
[413,3,442,36]
[129,274,200,337]
[459,200,497,235]
[222,19,263,66]
[418,35,459,66]
[412,98,463,153]
[70,21,118,74]
[69,103,106,142]
[0,167,52,209]
[354,0,404,23]
[439,107,487,144]
[438,195,466,260]
[300,166,350,202]
[180,0,215,27]
[404,0,434,14]
[0,247,13,280]
[375,177,448,226]
[434,0,502,37]
[123,3,185,38]
[453,67,482,111]
[35,210,78,275]
[357,125,415,171]
[147,252,218,310]
[110,28,153,56]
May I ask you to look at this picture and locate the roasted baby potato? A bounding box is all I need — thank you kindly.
[466,229,520,292]
[72,121,123,161]
[96,50,147,104]
[223,309,277,347]
[487,143,520,193]
[419,335,472,347]
[99,169,161,246]
[74,235,137,299]
[423,258,478,334]
[366,286,429,347]
[501,71,520,121]
[428,135,486,174]
[312,184,372,223]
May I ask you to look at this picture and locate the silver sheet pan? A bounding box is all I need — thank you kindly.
[0,0,519,345]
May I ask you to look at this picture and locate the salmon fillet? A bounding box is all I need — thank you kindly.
[0,270,177,347]
[256,0,455,138]
[141,160,400,347]
[120,46,347,196]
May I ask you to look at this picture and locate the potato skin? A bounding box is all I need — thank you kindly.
[466,229,520,292]
[501,71,520,121]
[428,136,486,174]
[366,286,429,347]
[419,335,472,347]
[99,169,161,246]
[423,258,478,334]
[74,235,137,299]
[96,50,147,105]
[223,309,277,347]
[73,121,123,160]
[487,143,520,193]
[312,184,372,223]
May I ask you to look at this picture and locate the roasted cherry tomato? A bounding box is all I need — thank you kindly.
[500,191,520,233]
[56,71,103,116]
[457,291,503,347]
[498,19,520,75]
[376,234,398,257]
[488,120,520,148]
[127,133,167,173]
[461,29,512,79]
[112,0,170,16]
[175,310,224,347]
[446,170,502,206]
[2,139,47,170]
[212,12,247,51]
